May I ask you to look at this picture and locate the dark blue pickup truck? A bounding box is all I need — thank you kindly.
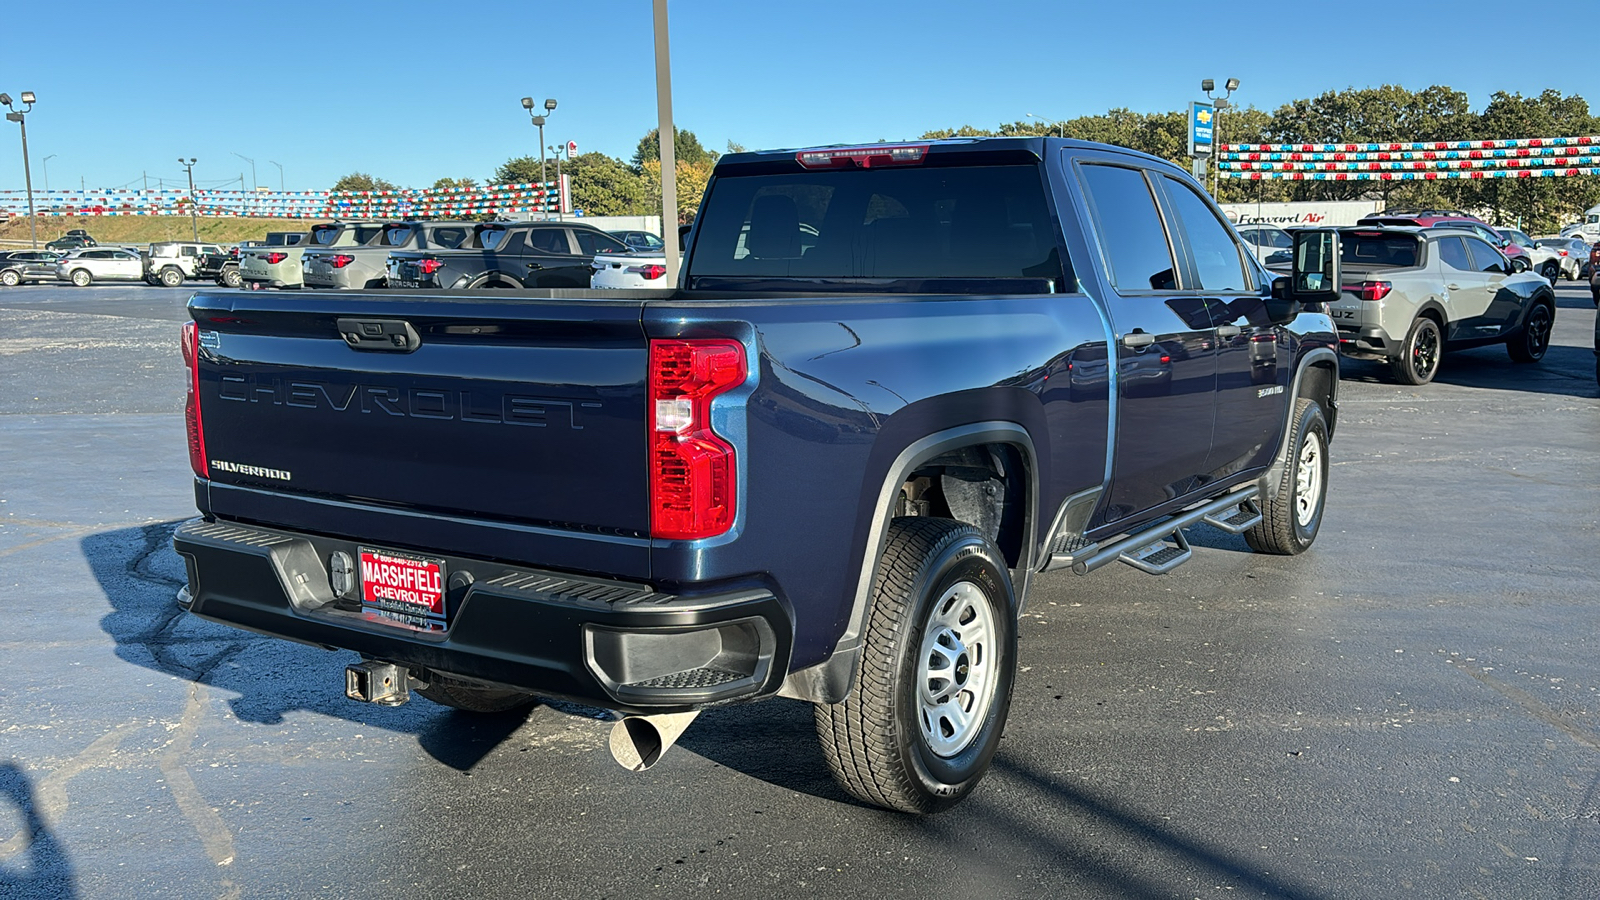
[174,138,1342,813]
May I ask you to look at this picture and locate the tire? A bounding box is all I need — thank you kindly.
[1245,397,1330,556]
[1388,316,1442,385]
[0,269,18,287]
[69,269,91,287]
[1540,262,1560,283]
[1506,301,1553,363]
[159,267,183,287]
[221,267,242,288]
[413,672,539,713]
[815,517,1017,813]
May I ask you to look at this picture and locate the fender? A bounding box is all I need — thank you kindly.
[1256,346,1339,503]
[778,421,1038,705]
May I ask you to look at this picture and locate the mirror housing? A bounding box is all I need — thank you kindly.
[1284,228,1341,305]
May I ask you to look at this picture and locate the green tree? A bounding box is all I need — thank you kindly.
[565,153,647,216]
[631,128,718,171]
[431,177,478,192]
[490,156,544,186]
[1469,90,1600,231]
[330,172,396,193]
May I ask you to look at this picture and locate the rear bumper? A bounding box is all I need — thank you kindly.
[172,518,793,714]
[1335,324,1395,361]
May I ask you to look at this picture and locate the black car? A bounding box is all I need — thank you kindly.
[197,247,242,288]
[385,221,630,289]
[0,250,65,286]
[44,234,97,252]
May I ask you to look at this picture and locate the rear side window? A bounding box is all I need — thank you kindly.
[1078,164,1177,291]
[1435,236,1471,271]
[525,228,570,254]
[573,229,628,255]
[383,225,414,246]
[1340,234,1419,268]
[1162,177,1248,291]
[688,163,1064,286]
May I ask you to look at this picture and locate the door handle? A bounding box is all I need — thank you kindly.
[526,262,544,270]
[1216,325,1241,338]
[1446,283,1460,291]
[1121,332,1156,349]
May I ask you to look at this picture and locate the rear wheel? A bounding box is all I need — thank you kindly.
[1507,301,1553,363]
[1540,261,1561,283]
[69,269,92,287]
[221,267,242,288]
[1245,398,1329,556]
[159,267,184,287]
[413,672,539,713]
[1389,316,1441,385]
[815,517,1017,813]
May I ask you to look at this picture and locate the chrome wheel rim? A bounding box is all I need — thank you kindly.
[1412,324,1439,380]
[1295,429,1324,528]
[917,580,997,758]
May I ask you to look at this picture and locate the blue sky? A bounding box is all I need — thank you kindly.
[0,0,1591,193]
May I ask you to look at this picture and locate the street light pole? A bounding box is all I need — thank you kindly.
[548,144,565,221]
[179,157,199,241]
[521,97,558,217]
[2,91,40,249]
[653,0,679,284]
[1202,78,1240,198]
[43,153,56,192]
[269,160,283,192]
[1025,112,1065,138]
[232,152,256,191]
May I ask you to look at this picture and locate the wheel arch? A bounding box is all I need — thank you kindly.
[1257,347,1339,503]
[779,421,1039,704]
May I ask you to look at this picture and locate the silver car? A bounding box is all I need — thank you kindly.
[241,222,384,289]
[303,221,474,290]
[55,247,146,286]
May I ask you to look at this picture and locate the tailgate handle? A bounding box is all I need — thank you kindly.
[336,318,421,353]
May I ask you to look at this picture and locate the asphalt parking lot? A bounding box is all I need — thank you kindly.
[1,281,1597,900]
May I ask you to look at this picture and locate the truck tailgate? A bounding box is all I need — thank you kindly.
[190,291,650,542]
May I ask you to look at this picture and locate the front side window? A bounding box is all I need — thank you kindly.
[574,229,628,255]
[1463,237,1508,273]
[1078,163,1177,291]
[1162,177,1249,291]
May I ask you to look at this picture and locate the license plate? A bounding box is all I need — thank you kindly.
[391,278,420,289]
[358,547,447,631]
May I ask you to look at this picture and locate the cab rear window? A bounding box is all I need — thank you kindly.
[1340,233,1419,268]
[687,164,1065,289]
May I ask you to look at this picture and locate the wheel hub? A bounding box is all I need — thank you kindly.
[916,581,997,758]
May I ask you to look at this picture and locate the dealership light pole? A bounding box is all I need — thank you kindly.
[43,153,56,191]
[179,157,199,241]
[653,0,679,283]
[547,144,566,222]
[2,91,40,248]
[269,160,284,192]
[1202,77,1239,197]
[1026,112,1065,137]
[521,96,557,216]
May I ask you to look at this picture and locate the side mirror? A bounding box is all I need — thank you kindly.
[1285,229,1341,304]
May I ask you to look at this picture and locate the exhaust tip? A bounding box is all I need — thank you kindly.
[608,711,700,772]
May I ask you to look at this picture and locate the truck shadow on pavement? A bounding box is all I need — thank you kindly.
[85,521,546,772]
[1339,344,1598,398]
[0,762,78,899]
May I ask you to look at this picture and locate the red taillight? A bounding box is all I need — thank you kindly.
[649,339,747,540]
[796,144,929,169]
[330,254,355,268]
[264,252,287,264]
[1348,280,1392,302]
[181,322,208,478]
[627,264,667,280]
[417,258,444,275]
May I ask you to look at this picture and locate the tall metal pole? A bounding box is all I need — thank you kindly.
[549,145,565,222]
[180,158,199,241]
[18,116,36,248]
[537,120,547,209]
[269,160,283,192]
[43,154,55,192]
[653,0,679,283]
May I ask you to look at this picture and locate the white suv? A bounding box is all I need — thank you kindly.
[55,248,146,286]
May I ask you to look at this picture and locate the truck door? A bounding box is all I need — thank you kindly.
[1459,236,1522,335]
[1153,175,1285,478]
[1073,158,1218,526]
